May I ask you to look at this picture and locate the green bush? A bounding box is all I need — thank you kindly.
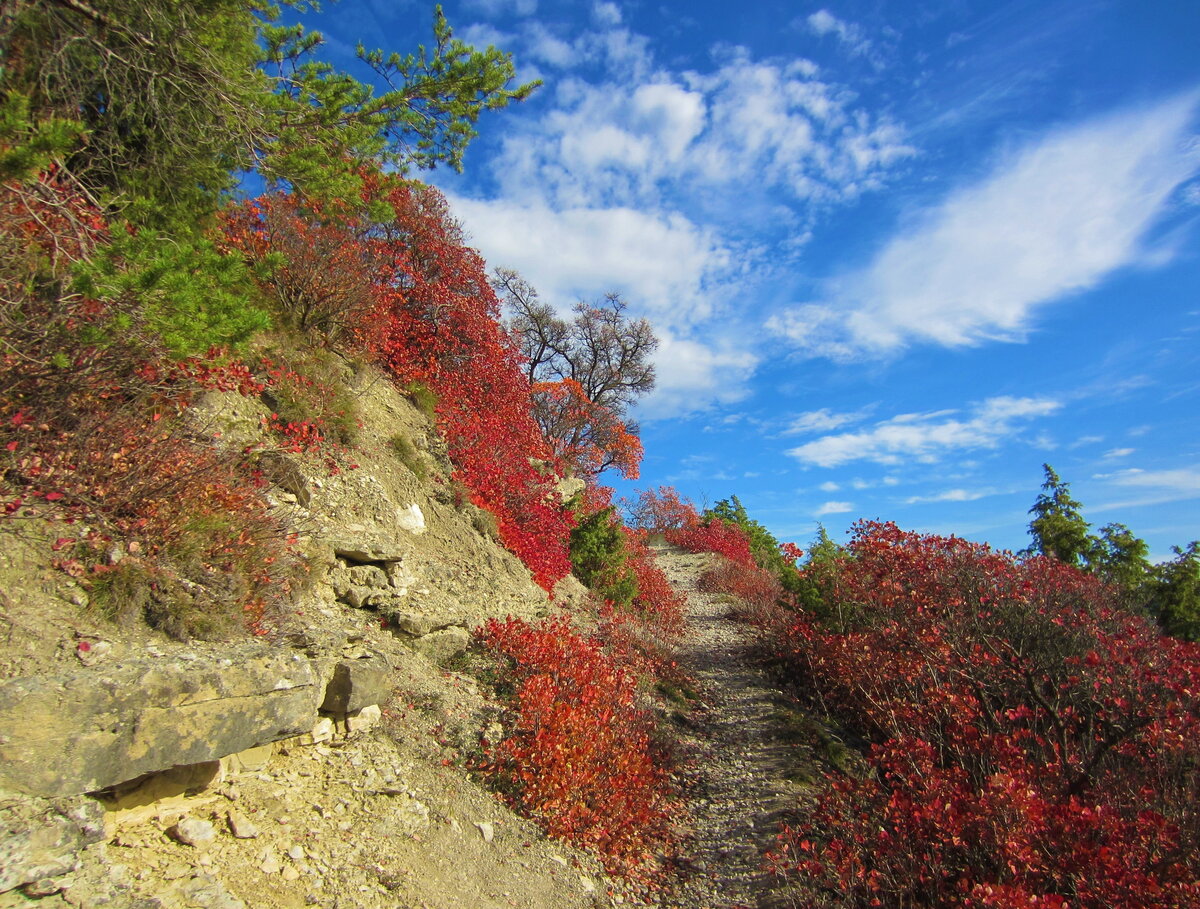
[568,506,637,608]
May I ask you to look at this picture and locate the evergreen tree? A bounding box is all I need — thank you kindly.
[1151,542,1200,642]
[1025,464,1092,566]
[1089,522,1153,610]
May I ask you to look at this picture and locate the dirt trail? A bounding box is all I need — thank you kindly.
[654,544,803,909]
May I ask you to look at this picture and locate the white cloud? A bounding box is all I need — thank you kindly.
[815,500,854,516]
[770,92,1200,359]
[1092,467,1200,511]
[458,23,515,49]
[524,22,574,66]
[484,47,910,213]
[1110,468,1200,494]
[806,10,873,57]
[784,406,871,434]
[787,395,1061,467]
[446,194,728,327]
[819,480,841,492]
[441,21,914,414]
[905,488,994,505]
[1103,447,1135,458]
[639,332,759,420]
[592,1,621,27]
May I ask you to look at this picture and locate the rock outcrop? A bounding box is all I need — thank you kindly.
[0,647,322,799]
[0,367,602,907]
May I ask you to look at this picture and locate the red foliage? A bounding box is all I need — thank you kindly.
[698,558,781,609]
[670,519,755,567]
[223,178,574,590]
[531,377,643,480]
[765,521,1200,907]
[626,485,696,535]
[0,166,106,292]
[625,485,756,566]
[480,616,675,880]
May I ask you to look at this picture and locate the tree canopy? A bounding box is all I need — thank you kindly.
[493,267,657,479]
[1,0,539,229]
[1023,464,1199,640]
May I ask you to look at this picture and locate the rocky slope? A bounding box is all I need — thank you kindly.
[0,364,619,908]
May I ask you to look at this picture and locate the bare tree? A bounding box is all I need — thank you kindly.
[492,267,658,478]
[493,267,657,414]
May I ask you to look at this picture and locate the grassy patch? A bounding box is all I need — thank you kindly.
[388,433,428,480]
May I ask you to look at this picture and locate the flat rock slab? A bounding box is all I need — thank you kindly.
[0,647,322,798]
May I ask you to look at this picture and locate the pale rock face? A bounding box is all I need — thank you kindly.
[396,504,426,535]
[170,817,217,848]
[346,704,382,735]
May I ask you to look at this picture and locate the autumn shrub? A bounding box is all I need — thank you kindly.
[698,558,782,612]
[223,177,574,591]
[0,171,301,638]
[670,519,755,567]
[255,341,361,452]
[480,615,675,881]
[766,520,1200,908]
[626,484,697,536]
[623,530,685,633]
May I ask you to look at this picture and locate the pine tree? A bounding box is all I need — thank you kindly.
[1025,464,1092,566]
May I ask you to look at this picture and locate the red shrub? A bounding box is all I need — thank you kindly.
[626,485,697,535]
[699,558,781,609]
[480,616,675,880]
[766,521,1200,907]
[223,178,574,590]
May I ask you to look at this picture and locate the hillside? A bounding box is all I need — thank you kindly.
[3,3,1199,908]
[0,366,615,906]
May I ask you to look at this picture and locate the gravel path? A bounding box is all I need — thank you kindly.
[654,544,803,909]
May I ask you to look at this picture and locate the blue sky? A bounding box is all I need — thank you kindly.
[305,0,1200,559]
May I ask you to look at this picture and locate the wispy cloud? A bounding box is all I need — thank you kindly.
[905,488,996,505]
[784,406,873,435]
[1092,467,1200,511]
[787,396,1061,467]
[592,1,621,27]
[1108,467,1200,494]
[465,0,537,17]
[443,13,914,418]
[816,500,854,516]
[804,10,873,58]
[638,332,759,420]
[769,92,1200,359]
[447,195,728,326]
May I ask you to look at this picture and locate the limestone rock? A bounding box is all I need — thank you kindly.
[345,704,382,735]
[372,794,429,838]
[220,743,274,776]
[303,717,335,745]
[170,872,247,908]
[333,541,407,563]
[0,647,322,798]
[0,794,104,894]
[169,817,216,848]
[319,653,391,714]
[259,847,281,875]
[395,503,426,535]
[226,810,259,839]
[410,627,470,663]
